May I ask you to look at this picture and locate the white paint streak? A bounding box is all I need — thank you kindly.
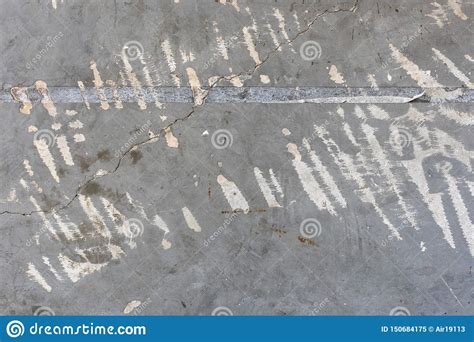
[56,135,74,166]
[186,67,205,105]
[35,80,57,117]
[254,167,282,208]
[43,256,63,281]
[242,26,262,64]
[447,0,468,20]
[182,207,202,232]
[217,175,250,213]
[287,143,336,215]
[90,61,110,110]
[443,170,474,256]
[329,65,345,84]
[27,263,52,292]
[77,81,90,110]
[153,214,172,250]
[432,48,474,88]
[79,195,111,238]
[120,52,147,110]
[34,139,59,183]
[164,127,179,148]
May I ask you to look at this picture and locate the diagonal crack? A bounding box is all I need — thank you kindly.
[1,0,359,218]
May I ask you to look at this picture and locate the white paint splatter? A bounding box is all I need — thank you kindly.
[254,167,282,208]
[165,127,179,148]
[217,175,250,213]
[329,65,345,84]
[26,263,52,292]
[432,48,474,88]
[34,139,59,183]
[182,207,202,232]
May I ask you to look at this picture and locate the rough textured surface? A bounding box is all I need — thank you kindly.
[0,0,473,316]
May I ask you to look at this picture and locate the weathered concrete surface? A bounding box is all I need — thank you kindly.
[0,0,473,316]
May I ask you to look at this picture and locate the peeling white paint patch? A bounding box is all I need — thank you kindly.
[182,207,202,232]
[329,65,345,84]
[74,134,86,142]
[153,214,172,250]
[186,67,205,105]
[420,241,427,252]
[90,61,110,110]
[27,263,52,292]
[35,80,57,117]
[164,127,179,148]
[432,48,474,88]
[69,120,83,129]
[34,139,60,183]
[124,301,142,314]
[79,195,111,238]
[260,75,270,84]
[282,128,291,136]
[56,135,74,166]
[217,175,250,213]
[28,125,38,133]
[287,143,336,215]
[447,0,468,20]
[242,26,262,64]
[65,109,78,116]
[465,54,474,63]
[254,167,282,208]
[11,87,32,114]
[51,122,62,130]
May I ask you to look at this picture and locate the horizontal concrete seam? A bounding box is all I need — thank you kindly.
[3,87,474,104]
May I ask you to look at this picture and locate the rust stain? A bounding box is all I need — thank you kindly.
[297,235,316,246]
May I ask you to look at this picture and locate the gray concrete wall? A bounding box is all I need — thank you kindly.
[0,0,472,316]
